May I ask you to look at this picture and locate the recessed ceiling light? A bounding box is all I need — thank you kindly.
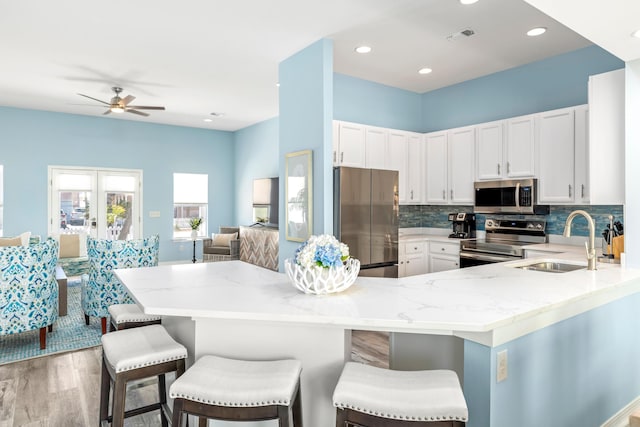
[418,67,433,75]
[632,29,640,38]
[203,118,213,122]
[459,0,479,4]
[355,46,372,54]
[527,27,547,37]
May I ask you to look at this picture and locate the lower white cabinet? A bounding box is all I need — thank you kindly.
[398,241,428,277]
[428,241,460,272]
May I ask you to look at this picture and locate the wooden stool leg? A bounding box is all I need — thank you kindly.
[172,398,185,427]
[335,408,346,427]
[158,374,168,427]
[111,374,127,427]
[291,385,303,427]
[99,359,111,424]
[198,417,208,427]
[277,405,290,427]
[39,327,46,350]
[101,317,107,335]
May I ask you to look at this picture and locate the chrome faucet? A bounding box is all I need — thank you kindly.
[563,210,597,270]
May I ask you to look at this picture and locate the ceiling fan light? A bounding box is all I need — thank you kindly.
[110,106,125,113]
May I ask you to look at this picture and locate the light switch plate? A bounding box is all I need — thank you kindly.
[149,211,161,218]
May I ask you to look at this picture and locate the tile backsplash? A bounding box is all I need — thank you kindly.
[400,205,624,237]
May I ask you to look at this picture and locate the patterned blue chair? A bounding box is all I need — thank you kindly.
[0,238,59,349]
[81,235,159,334]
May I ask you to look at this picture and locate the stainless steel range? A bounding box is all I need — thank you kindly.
[459,218,547,268]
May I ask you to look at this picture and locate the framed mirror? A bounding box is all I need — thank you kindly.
[285,149,312,242]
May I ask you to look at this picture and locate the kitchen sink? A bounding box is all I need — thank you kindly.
[511,260,586,273]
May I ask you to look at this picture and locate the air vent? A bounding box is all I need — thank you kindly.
[447,28,476,41]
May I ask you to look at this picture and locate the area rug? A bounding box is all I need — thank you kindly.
[0,280,103,365]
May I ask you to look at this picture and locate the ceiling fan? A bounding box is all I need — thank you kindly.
[77,86,165,117]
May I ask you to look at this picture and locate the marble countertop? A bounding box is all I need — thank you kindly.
[116,253,640,347]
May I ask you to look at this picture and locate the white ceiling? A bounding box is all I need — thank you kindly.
[0,0,618,132]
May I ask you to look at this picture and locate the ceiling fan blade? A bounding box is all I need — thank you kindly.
[126,105,165,110]
[78,93,110,105]
[103,109,112,115]
[121,95,136,106]
[125,109,150,117]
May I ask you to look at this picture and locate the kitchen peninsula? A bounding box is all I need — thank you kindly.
[116,257,640,427]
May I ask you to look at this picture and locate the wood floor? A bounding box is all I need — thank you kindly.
[0,330,388,426]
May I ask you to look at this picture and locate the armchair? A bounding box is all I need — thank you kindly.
[0,238,59,349]
[81,235,159,334]
[202,226,240,262]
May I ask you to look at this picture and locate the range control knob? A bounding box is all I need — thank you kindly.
[536,223,543,229]
[486,220,494,227]
[527,223,534,229]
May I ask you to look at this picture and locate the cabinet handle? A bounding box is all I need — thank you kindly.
[568,184,572,197]
[406,260,410,264]
[497,164,500,175]
[450,189,453,199]
[340,152,344,162]
[414,247,418,250]
[441,248,445,251]
[442,190,445,200]
[581,184,585,198]
[333,151,336,163]
[507,162,510,174]
[410,190,413,200]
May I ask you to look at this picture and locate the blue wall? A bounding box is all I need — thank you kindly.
[333,73,423,132]
[234,117,279,226]
[0,106,234,262]
[279,39,334,268]
[464,291,640,427]
[421,45,624,132]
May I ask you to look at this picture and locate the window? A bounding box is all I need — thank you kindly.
[173,173,208,239]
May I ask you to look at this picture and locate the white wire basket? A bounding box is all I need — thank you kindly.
[284,258,360,295]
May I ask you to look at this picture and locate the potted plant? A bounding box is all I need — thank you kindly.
[189,217,203,240]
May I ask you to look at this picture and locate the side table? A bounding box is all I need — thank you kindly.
[55,265,68,316]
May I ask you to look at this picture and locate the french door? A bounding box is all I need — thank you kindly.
[49,167,142,240]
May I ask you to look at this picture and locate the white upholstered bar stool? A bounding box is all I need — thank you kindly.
[170,354,303,427]
[100,324,187,427]
[108,303,161,332]
[333,362,468,427]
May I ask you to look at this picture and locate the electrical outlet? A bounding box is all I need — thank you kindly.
[497,349,508,382]
[149,211,161,218]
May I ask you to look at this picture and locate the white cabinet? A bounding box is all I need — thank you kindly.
[448,126,475,204]
[428,241,460,272]
[574,105,590,204]
[387,130,409,204]
[424,128,474,205]
[476,120,505,180]
[506,115,536,178]
[424,131,448,203]
[406,133,423,204]
[537,107,575,204]
[399,241,427,277]
[587,69,625,204]
[365,126,388,169]
[334,121,366,167]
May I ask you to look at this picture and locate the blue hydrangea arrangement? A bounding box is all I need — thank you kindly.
[294,234,350,269]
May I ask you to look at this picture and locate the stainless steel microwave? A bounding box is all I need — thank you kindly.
[473,179,549,215]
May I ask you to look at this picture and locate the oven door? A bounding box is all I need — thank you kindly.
[459,251,523,268]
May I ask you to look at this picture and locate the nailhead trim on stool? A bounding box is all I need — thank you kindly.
[100,325,187,427]
[169,354,303,426]
[333,362,468,426]
[108,303,162,332]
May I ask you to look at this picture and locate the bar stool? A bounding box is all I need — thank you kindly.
[108,303,162,331]
[333,362,468,426]
[170,354,303,426]
[100,324,187,427]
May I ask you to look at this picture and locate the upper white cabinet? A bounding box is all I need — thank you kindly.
[424,131,448,203]
[387,130,409,203]
[406,133,423,204]
[588,69,625,205]
[506,115,536,178]
[476,121,505,180]
[365,126,388,170]
[334,121,366,167]
[424,128,474,204]
[574,105,590,204]
[537,107,575,204]
[448,126,475,204]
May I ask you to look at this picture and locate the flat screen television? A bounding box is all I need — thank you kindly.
[252,177,279,226]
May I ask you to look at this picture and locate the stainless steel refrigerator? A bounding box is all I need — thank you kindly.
[334,167,399,277]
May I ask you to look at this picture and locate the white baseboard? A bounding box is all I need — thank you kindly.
[602,396,640,427]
